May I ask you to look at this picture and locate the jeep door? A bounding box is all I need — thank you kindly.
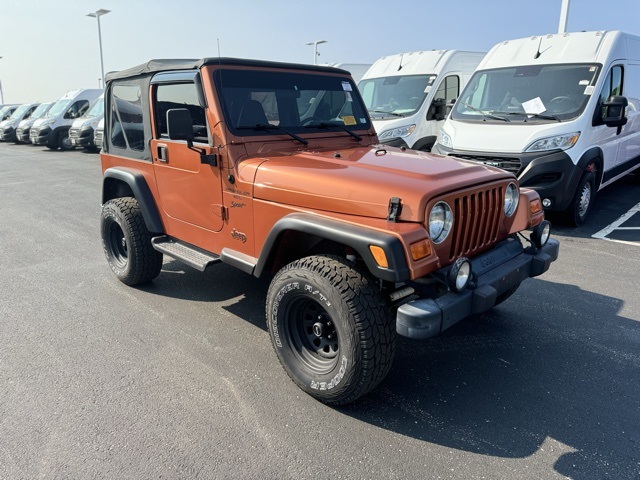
[150,78,224,235]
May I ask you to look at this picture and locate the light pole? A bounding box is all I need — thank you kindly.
[558,0,570,33]
[0,56,4,104]
[305,40,327,65]
[87,9,110,88]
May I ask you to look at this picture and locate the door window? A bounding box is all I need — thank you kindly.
[155,82,208,142]
[594,65,623,125]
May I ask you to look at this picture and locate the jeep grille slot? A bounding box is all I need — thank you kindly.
[449,187,502,260]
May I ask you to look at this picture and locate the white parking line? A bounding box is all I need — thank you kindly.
[592,202,640,246]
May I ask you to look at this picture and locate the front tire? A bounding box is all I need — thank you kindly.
[266,255,396,405]
[57,130,75,151]
[101,197,163,285]
[565,171,595,227]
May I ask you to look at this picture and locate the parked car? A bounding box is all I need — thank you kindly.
[69,94,104,150]
[433,30,640,226]
[30,88,102,150]
[358,50,485,152]
[15,101,54,144]
[94,117,104,150]
[99,57,558,405]
[0,103,39,142]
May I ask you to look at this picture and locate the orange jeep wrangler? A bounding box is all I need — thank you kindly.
[100,58,559,405]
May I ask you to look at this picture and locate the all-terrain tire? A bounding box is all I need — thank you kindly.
[266,255,396,405]
[101,197,163,285]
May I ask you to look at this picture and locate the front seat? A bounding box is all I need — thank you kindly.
[236,100,269,127]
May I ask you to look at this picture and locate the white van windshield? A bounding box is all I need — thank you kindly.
[46,99,72,118]
[452,64,600,122]
[359,74,436,117]
[85,98,105,118]
[9,104,30,119]
[30,102,52,118]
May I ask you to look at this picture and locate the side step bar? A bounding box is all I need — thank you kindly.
[151,236,220,272]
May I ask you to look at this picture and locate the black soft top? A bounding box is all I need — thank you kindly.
[105,57,350,83]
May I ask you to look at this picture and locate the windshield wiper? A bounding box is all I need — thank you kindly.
[237,123,308,145]
[304,122,362,141]
[369,110,405,118]
[490,111,561,122]
[459,101,509,122]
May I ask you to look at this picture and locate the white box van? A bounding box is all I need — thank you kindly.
[358,50,485,152]
[30,88,102,150]
[434,31,640,225]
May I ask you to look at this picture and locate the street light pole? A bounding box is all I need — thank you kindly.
[305,40,327,65]
[0,56,4,104]
[87,9,111,88]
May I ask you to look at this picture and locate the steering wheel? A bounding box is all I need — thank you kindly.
[301,116,324,126]
[548,96,578,109]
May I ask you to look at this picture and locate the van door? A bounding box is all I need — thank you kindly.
[150,81,224,235]
[614,64,640,178]
[592,65,624,185]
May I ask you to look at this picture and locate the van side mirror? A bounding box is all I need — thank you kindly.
[603,95,628,128]
[427,98,447,121]
[167,108,194,141]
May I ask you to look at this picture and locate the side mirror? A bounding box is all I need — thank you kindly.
[427,98,447,121]
[167,108,194,141]
[603,95,628,128]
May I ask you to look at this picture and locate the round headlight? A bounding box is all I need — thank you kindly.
[447,257,472,292]
[504,182,519,217]
[429,201,453,244]
[530,220,551,249]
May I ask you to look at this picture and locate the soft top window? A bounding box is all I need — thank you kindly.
[214,69,370,136]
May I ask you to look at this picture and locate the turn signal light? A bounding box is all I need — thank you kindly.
[410,239,432,261]
[369,245,389,268]
[530,198,543,215]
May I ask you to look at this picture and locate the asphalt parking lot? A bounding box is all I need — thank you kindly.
[1,142,639,479]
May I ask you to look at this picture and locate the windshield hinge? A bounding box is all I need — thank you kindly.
[387,197,403,222]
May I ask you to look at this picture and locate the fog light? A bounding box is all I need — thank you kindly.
[447,257,472,292]
[530,220,551,249]
[542,198,552,208]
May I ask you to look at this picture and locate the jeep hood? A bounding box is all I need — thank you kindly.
[251,147,513,221]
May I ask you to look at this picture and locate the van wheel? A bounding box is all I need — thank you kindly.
[565,171,595,226]
[101,197,163,285]
[266,255,396,405]
[58,131,75,151]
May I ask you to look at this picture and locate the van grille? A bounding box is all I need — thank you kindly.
[95,130,103,147]
[450,154,521,175]
[449,186,503,260]
[69,128,80,140]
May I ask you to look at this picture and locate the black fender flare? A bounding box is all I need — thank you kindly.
[102,167,165,233]
[577,147,604,188]
[254,213,411,282]
[50,125,71,147]
[411,135,438,152]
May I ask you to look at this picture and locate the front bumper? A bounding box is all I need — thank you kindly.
[15,127,31,143]
[396,237,559,339]
[0,126,15,141]
[69,126,95,148]
[31,126,52,145]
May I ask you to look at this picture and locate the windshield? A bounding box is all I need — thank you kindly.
[358,74,436,117]
[452,63,600,123]
[214,69,370,136]
[46,99,72,118]
[9,104,30,119]
[30,102,52,119]
[85,97,105,118]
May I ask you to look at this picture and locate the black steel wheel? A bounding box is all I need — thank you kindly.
[266,255,395,405]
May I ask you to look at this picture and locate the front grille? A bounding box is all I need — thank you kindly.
[94,130,103,147]
[449,186,503,260]
[69,128,80,140]
[451,154,521,175]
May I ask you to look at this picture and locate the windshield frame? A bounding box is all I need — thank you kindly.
[358,73,436,118]
[213,68,371,139]
[451,63,602,124]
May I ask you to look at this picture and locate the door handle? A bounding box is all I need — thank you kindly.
[157,144,168,162]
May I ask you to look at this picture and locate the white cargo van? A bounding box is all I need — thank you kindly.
[434,31,640,225]
[358,50,486,151]
[30,88,102,150]
[0,103,39,142]
[15,101,54,143]
[69,94,104,150]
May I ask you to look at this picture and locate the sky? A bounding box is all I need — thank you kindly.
[1,0,639,104]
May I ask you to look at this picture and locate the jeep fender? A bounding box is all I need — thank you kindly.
[102,167,165,233]
[253,213,411,282]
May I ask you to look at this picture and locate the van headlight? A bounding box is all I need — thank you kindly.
[378,124,416,140]
[504,182,519,217]
[437,129,452,149]
[429,201,453,243]
[525,132,580,152]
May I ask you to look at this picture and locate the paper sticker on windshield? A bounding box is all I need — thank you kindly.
[345,91,353,102]
[342,115,356,125]
[522,97,546,114]
[342,82,353,92]
[584,85,595,95]
[579,80,589,85]
[424,86,432,93]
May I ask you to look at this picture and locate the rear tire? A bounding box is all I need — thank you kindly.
[266,255,396,405]
[565,171,595,227]
[101,197,163,285]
